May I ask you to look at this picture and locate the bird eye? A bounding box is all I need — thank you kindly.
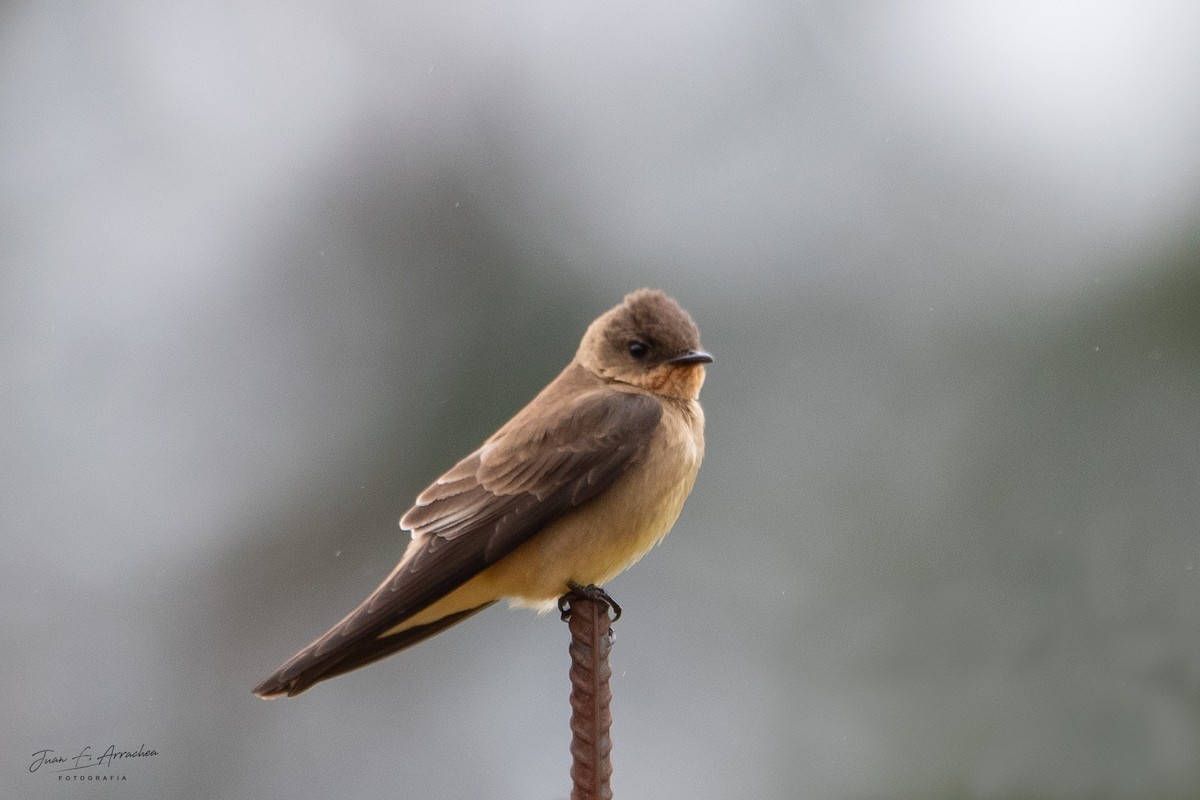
[627,341,649,359]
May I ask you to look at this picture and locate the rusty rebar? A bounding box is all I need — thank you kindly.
[560,585,616,800]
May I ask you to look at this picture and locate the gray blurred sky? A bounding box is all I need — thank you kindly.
[3,2,1200,799]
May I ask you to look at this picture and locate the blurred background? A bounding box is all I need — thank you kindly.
[3,2,1199,798]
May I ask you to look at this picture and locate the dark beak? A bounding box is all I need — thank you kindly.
[666,349,714,365]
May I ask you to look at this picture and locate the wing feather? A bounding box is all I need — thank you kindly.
[252,378,661,697]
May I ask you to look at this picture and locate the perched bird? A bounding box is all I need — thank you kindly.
[253,288,710,698]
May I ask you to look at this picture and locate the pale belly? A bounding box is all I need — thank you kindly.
[488,449,698,609]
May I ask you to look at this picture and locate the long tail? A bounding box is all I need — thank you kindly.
[252,603,494,698]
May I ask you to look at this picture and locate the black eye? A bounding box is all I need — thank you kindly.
[627,341,649,359]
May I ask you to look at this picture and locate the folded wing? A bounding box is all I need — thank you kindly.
[253,383,661,697]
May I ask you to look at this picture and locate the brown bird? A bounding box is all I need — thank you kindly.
[253,288,710,698]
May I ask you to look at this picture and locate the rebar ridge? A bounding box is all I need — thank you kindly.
[561,586,616,800]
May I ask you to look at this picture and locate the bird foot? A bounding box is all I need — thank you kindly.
[558,583,622,622]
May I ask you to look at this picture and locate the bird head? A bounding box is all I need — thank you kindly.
[577,288,711,400]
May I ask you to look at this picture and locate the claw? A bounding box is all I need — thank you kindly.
[558,582,622,623]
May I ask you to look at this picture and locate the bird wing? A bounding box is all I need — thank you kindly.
[395,385,662,603]
[253,384,661,697]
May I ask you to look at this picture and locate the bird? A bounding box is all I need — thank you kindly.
[253,288,710,698]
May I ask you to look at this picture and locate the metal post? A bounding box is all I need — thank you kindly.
[559,585,618,800]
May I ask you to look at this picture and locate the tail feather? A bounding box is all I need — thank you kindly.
[253,603,494,698]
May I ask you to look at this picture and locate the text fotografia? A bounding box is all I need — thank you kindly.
[29,744,159,777]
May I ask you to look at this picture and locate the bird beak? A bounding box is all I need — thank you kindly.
[666,349,713,365]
